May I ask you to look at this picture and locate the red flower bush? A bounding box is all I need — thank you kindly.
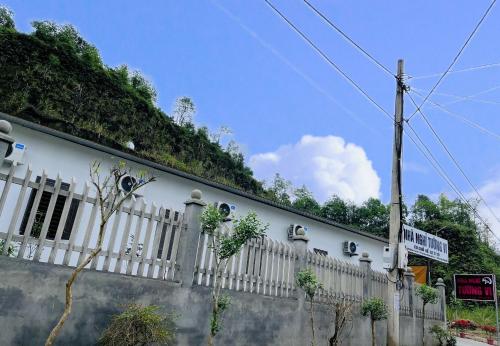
[451,319,477,330]
[482,325,496,336]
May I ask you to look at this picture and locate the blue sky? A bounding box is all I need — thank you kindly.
[3,1,500,239]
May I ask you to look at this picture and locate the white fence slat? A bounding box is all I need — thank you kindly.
[77,190,99,266]
[126,199,146,275]
[102,196,122,271]
[158,212,175,280]
[148,207,167,278]
[62,183,89,266]
[48,178,76,264]
[18,170,48,259]
[114,198,136,274]
[0,165,15,217]
[3,165,32,255]
[34,175,63,262]
[137,203,157,276]
[166,214,183,281]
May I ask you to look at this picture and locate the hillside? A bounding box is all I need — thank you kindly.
[0,21,264,195]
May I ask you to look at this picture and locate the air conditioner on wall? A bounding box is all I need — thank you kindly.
[343,241,359,257]
[288,224,307,240]
[214,201,236,221]
[5,142,26,166]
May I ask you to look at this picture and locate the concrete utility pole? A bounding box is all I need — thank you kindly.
[387,59,405,346]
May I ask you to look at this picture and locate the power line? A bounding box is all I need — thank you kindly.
[403,122,500,242]
[408,62,500,80]
[411,87,500,106]
[407,92,500,224]
[302,0,395,78]
[443,84,500,106]
[410,89,500,142]
[264,0,394,121]
[210,0,378,134]
[408,0,497,121]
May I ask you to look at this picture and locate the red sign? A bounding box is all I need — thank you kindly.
[454,274,496,301]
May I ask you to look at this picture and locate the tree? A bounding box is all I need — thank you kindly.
[416,284,438,346]
[172,96,195,126]
[0,6,15,30]
[210,126,232,144]
[45,161,155,346]
[321,196,352,224]
[99,304,176,346]
[200,205,268,346]
[265,173,292,206]
[327,296,353,346]
[361,297,388,346]
[293,186,321,215]
[354,198,390,238]
[297,268,323,346]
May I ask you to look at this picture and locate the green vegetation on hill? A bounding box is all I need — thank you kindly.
[0,15,263,194]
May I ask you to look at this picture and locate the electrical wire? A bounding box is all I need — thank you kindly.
[443,84,500,106]
[408,62,500,80]
[303,0,395,78]
[407,0,497,121]
[409,89,500,142]
[410,87,500,106]
[264,0,394,121]
[406,92,500,225]
[403,123,500,242]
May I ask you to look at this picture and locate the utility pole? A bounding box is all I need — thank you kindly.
[388,59,404,346]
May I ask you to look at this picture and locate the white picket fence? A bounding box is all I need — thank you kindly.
[0,166,183,280]
[307,251,365,303]
[371,270,389,302]
[194,229,296,297]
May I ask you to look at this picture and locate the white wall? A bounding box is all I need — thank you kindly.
[0,123,387,270]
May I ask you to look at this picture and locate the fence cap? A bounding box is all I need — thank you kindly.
[359,252,372,263]
[184,189,207,206]
[0,120,14,144]
[435,278,445,287]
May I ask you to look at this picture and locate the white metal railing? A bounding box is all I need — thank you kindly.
[0,166,183,280]
[194,230,296,298]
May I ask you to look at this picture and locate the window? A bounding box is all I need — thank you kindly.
[313,248,328,256]
[20,176,79,240]
[157,210,178,260]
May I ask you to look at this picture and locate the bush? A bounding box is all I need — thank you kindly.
[450,319,477,331]
[99,304,176,346]
[430,325,456,346]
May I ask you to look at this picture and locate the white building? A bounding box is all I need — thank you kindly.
[0,112,388,270]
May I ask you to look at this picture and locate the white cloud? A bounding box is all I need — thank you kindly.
[249,135,381,204]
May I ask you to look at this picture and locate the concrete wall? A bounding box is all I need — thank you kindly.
[0,121,388,270]
[0,256,443,346]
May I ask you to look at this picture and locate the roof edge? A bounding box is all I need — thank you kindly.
[0,112,388,244]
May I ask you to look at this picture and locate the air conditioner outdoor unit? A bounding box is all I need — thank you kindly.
[214,201,236,221]
[287,224,307,240]
[5,142,26,166]
[118,175,145,197]
[343,241,359,257]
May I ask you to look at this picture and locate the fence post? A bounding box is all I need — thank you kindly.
[174,189,206,286]
[359,252,372,299]
[292,228,309,344]
[435,278,446,325]
[0,120,14,165]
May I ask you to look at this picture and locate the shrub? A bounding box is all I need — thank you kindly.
[450,319,476,331]
[362,298,388,346]
[481,325,496,337]
[99,304,176,346]
[430,325,456,346]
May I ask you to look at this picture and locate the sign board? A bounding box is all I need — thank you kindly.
[454,274,496,301]
[403,225,449,263]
